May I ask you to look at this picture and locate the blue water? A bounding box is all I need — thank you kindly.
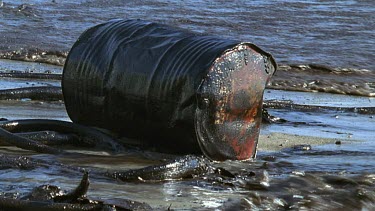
[0,0,374,70]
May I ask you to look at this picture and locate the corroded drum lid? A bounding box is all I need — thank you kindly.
[196,43,275,161]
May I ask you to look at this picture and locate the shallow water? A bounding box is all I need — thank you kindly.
[1,0,375,96]
[264,90,375,141]
[0,0,374,69]
[0,0,375,210]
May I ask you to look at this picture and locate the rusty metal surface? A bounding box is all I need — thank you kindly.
[196,45,274,160]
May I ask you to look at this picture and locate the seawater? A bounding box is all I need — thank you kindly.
[1,0,374,96]
[0,0,374,69]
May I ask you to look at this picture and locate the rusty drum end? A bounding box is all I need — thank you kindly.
[195,44,275,161]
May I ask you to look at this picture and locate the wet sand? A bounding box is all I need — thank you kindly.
[0,92,374,209]
[0,96,367,153]
[258,132,356,152]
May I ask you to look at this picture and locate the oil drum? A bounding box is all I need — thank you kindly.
[62,19,277,161]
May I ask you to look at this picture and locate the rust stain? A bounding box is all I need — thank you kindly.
[226,102,260,159]
[197,44,270,160]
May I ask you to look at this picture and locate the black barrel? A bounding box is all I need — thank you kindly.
[62,19,277,161]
